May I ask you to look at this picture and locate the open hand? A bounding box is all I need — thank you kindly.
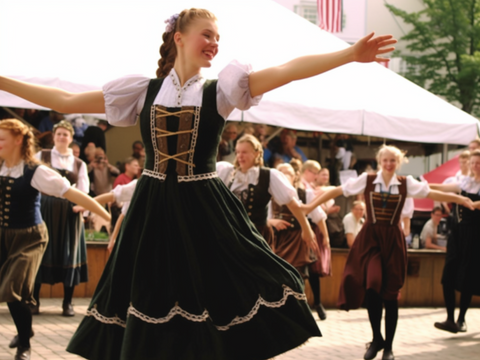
[352,32,397,63]
[268,219,291,231]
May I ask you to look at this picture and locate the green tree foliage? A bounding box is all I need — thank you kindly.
[386,0,480,116]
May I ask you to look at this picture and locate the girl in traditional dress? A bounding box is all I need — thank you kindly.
[0,8,397,359]
[430,149,480,334]
[217,134,315,251]
[0,119,109,360]
[32,120,89,317]
[273,163,330,321]
[299,161,332,320]
[304,145,474,360]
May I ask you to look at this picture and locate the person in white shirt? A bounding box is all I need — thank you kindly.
[0,7,398,358]
[217,134,315,250]
[419,206,446,251]
[305,144,473,360]
[343,201,365,248]
[430,149,480,334]
[0,119,109,360]
[32,120,90,317]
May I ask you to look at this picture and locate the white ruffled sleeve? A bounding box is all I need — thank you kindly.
[103,75,150,127]
[406,176,430,198]
[217,60,263,119]
[268,169,297,205]
[306,189,327,223]
[342,172,368,197]
[31,165,71,197]
[112,179,138,203]
[216,161,234,186]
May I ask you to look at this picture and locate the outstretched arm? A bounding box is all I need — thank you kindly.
[249,33,396,97]
[286,199,315,245]
[428,183,461,193]
[64,188,111,221]
[427,190,473,210]
[0,76,105,114]
[304,186,343,214]
[73,192,115,213]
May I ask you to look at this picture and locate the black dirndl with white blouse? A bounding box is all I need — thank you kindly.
[35,150,88,287]
[67,78,320,360]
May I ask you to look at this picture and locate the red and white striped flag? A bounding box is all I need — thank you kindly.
[317,0,342,33]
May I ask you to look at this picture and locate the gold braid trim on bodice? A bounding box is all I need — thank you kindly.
[154,106,197,175]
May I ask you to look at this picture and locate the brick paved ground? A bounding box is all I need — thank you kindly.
[1,299,479,359]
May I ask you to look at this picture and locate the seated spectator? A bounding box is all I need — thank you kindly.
[343,201,365,248]
[70,142,81,158]
[273,129,307,164]
[113,157,139,188]
[88,148,120,196]
[38,110,64,133]
[83,143,97,163]
[132,140,145,159]
[420,206,447,251]
[131,140,145,176]
[64,114,89,144]
[80,119,108,162]
[217,123,238,163]
[300,160,321,190]
[253,124,272,165]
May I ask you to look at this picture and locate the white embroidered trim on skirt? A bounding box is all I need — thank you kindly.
[87,307,127,328]
[86,285,306,330]
[142,169,218,183]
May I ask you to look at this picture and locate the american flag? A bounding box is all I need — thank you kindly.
[317,0,342,33]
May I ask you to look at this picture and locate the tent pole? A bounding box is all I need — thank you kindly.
[318,135,323,163]
[442,143,448,164]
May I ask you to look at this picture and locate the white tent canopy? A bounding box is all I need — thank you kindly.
[1,0,478,145]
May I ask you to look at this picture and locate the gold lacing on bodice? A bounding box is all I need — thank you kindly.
[155,108,196,168]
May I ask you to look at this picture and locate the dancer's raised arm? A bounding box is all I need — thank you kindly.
[0,76,105,114]
[303,186,343,214]
[249,32,396,97]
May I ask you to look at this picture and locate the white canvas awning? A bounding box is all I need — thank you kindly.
[1,0,478,144]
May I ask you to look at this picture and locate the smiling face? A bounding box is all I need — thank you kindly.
[54,127,73,148]
[0,129,21,160]
[379,150,398,175]
[177,18,219,69]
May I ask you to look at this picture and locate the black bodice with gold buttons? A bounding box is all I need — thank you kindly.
[0,164,41,229]
[229,168,271,226]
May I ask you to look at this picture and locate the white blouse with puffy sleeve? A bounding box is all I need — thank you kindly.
[0,161,70,197]
[217,162,296,206]
[342,171,430,199]
[306,189,327,224]
[103,60,262,126]
[112,179,138,203]
[35,147,89,194]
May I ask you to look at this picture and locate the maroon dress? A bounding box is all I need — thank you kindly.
[271,188,316,278]
[337,174,407,310]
